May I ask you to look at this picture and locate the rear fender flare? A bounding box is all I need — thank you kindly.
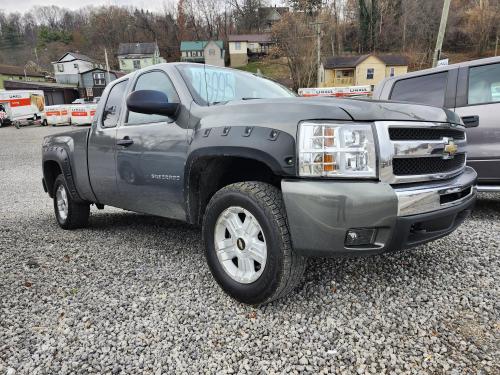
[43,146,85,202]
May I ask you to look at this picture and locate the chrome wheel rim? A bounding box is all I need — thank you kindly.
[214,206,267,284]
[56,184,69,221]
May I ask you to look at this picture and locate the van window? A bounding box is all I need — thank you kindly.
[390,72,448,107]
[468,63,500,105]
[102,80,128,128]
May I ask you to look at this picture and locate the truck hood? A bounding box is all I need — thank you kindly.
[194,97,463,137]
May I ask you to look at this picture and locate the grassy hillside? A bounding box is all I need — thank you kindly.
[236,59,292,87]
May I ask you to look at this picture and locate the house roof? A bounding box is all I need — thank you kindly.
[180,40,223,52]
[118,42,158,56]
[323,54,408,69]
[4,80,77,89]
[0,64,45,77]
[56,52,96,63]
[228,34,273,43]
[258,7,289,21]
[378,54,408,66]
[79,67,124,77]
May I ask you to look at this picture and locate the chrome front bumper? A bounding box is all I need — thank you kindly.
[395,166,477,216]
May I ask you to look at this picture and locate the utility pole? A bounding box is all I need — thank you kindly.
[432,0,451,67]
[495,34,499,56]
[34,48,39,67]
[104,48,111,84]
[311,21,324,87]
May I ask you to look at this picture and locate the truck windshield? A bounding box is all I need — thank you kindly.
[177,64,295,106]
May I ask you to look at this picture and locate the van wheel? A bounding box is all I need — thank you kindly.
[202,181,306,305]
[53,175,90,229]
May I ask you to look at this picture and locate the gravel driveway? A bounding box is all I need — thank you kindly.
[0,125,499,375]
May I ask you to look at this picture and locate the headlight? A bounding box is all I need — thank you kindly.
[298,121,376,178]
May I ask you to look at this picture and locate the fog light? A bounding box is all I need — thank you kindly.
[345,228,377,247]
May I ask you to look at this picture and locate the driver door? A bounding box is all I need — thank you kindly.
[114,69,188,220]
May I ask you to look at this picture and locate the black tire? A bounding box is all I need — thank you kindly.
[202,181,306,305]
[53,174,90,229]
[42,119,48,126]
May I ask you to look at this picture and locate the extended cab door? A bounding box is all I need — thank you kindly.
[114,69,188,220]
[454,63,500,184]
[87,78,129,206]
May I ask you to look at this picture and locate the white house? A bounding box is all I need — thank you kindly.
[180,40,225,67]
[52,52,102,85]
[117,42,166,73]
[228,34,274,67]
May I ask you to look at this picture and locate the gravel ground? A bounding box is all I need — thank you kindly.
[0,125,499,375]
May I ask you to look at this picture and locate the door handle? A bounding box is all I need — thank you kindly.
[116,136,134,146]
[461,115,479,128]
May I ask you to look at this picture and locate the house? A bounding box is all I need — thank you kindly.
[117,42,166,73]
[78,68,124,100]
[0,64,46,89]
[180,41,225,67]
[228,34,274,67]
[258,6,289,32]
[52,52,103,85]
[319,54,408,88]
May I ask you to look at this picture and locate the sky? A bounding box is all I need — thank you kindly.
[1,0,175,14]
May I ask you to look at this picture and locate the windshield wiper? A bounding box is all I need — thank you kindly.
[241,97,262,100]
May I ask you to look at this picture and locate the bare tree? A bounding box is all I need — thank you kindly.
[272,12,317,91]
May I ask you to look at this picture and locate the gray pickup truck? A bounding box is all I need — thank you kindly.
[42,63,477,305]
[374,56,500,191]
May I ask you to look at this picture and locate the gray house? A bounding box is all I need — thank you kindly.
[78,68,123,100]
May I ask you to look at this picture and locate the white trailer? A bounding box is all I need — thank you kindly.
[70,104,97,126]
[298,85,372,98]
[45,105,71,126]
[0,90,46,127]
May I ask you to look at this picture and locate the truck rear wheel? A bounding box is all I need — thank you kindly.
[202,181,306,305]
[53,175,90,229]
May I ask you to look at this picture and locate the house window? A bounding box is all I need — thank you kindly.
[93,72,106,86]
[235,42,241,51]
[390,67,395,77]
[57,64,64,72]
[74,63,78,69]
[366,68,374,80]
[133,60,141,69]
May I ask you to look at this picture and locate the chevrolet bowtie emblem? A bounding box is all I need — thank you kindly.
[443,138,458,159]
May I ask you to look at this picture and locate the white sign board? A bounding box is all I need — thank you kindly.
[437,58,449,66]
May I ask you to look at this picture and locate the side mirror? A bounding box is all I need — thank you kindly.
[461,115,479,128]
[126,90,178,117]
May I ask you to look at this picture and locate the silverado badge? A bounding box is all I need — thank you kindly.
[443,138,458,159]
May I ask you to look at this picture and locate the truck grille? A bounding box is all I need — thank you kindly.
[389,128,465,141]
[393,154,466,176]
[376,121,467,184]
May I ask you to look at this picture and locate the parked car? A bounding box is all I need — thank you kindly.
[42,63,477,305]
[72,97,100,105]
[374,56,500,192]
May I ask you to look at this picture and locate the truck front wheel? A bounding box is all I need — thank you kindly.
[202,181,306,305]
[53,175,90,229]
